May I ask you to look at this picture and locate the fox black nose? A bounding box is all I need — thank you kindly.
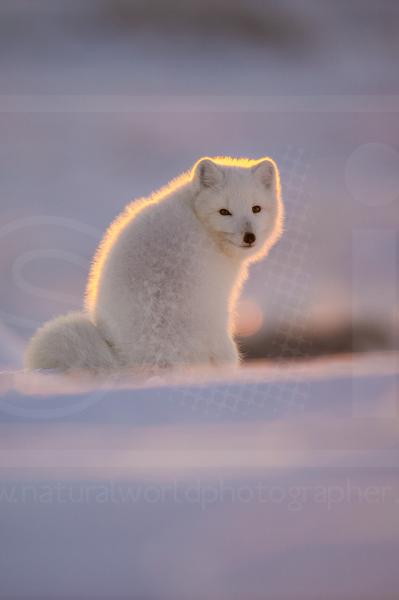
[243,232,256,245]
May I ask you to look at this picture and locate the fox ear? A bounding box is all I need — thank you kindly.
[251,158,275,189]
[194,158,224,189]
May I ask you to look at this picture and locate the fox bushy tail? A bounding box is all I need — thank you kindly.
[25,312,118,372]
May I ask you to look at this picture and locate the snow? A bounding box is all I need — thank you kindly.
[1,353,398,598]
[0,3,398,595]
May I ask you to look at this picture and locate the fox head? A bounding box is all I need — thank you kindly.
[191,156,284,263]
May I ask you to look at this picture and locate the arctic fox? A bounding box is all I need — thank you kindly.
[25,157,284,372]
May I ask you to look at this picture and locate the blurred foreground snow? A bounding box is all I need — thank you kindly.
[1,353,398,598]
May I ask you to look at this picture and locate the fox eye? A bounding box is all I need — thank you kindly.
[219,208,232,216]
[252,205,261,213]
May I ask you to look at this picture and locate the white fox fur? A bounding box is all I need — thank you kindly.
[25,156,284,372]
